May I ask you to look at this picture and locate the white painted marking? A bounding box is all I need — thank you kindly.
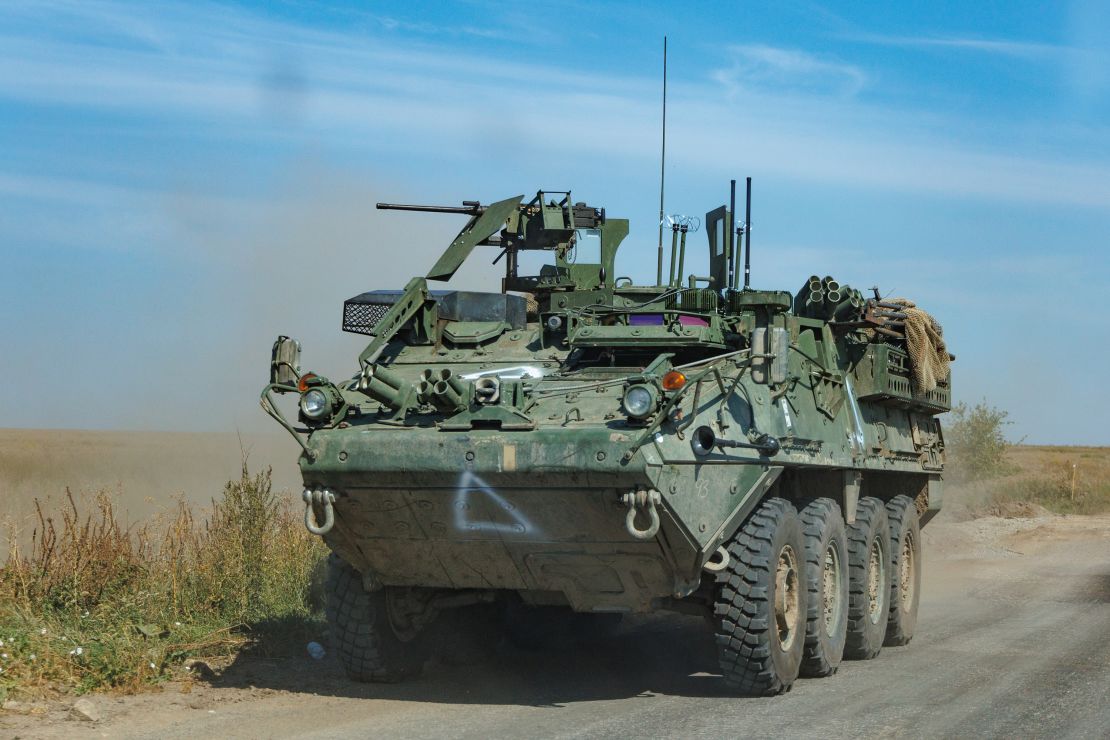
[453,470,539,536]
[460,365,545,380]
[780,397,794,434]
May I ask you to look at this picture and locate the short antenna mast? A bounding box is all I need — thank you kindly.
[656,36,668,286]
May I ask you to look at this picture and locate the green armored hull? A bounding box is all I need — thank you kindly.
[265,187,951,694]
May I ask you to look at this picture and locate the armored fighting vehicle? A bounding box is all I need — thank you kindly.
[263,183,951,695]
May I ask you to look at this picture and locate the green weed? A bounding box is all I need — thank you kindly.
[0,465,327,699]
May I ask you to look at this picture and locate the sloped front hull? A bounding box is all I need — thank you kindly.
[302,425,779,611]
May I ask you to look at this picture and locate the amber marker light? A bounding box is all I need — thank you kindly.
[297,373,317,392]
[662,371,686,391]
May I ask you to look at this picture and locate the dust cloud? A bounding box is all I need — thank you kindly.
[2,165,506,544]
[130,165,502,433]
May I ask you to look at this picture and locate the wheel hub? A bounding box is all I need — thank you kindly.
[775,544,800,650]
[384,588,437,642]
[900,531,916,611]
[822,542,843,637]
[867,536,887,624]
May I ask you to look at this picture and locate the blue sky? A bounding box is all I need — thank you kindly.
[1,0,1108,443]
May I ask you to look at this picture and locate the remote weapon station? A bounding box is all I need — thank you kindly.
[263,178,952,695]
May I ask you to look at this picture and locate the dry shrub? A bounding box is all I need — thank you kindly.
[5,491,150,614]
[0,465,327,698]
[946,401,1010,481]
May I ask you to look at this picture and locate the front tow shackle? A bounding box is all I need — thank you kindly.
[622,489,662,540]
[302,488,337,536]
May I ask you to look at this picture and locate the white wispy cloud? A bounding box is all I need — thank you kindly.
[712,44,868,98]
[2,1,1110,215]
[850,27,1110,102]
[850,32,1064,60]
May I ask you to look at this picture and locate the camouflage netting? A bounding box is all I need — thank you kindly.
[885,298,950,393]
[522,293,539,317]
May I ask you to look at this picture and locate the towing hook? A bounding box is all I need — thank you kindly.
[302,488,336,536]
[703,545,731,573]
[622,489,661,540]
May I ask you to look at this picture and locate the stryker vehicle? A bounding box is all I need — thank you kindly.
[263,183,950,695]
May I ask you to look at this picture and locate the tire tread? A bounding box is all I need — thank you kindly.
[326,554,415,682]
[715,498,805,695]
[799,498,848,677]
[844,497,890,661]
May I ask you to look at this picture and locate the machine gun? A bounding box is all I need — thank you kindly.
[376,192,627,293]
[376,201,487,216]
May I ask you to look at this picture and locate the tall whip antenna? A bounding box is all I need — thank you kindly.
[656,36,667,285]
[743,176,753,289]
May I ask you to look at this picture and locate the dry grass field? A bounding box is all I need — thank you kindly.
[949,444,1110,518]
[0,429,302,550]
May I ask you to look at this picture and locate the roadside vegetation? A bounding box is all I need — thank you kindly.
[946,401,1110,516]
[0,466,327,701]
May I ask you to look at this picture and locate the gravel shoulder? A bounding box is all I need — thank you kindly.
[4,514,1109,740]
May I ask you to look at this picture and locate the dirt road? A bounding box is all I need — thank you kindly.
[4,514,1108,739]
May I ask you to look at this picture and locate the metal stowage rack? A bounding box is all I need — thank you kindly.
[853,343,950,414]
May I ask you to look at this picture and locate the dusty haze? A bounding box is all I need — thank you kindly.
[4,168,503,436]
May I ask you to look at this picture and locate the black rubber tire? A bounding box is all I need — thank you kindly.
[325,555,427,682]
[884,495,922,647]
[844,497,891,660]
[799,498,849,677]
[715,497,808,696]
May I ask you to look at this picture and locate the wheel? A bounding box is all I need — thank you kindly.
[884,495,922,646]
[325,554,429,682]
[844,497,890,660]
[799,498,849,677]
[715,497,807,695]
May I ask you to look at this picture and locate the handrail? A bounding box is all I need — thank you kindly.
[259,383,317,461]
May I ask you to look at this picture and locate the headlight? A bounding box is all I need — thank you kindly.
[622,384,658,419]
[300,389,331,420]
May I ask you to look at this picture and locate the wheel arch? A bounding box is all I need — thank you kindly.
[776,469,940,527]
